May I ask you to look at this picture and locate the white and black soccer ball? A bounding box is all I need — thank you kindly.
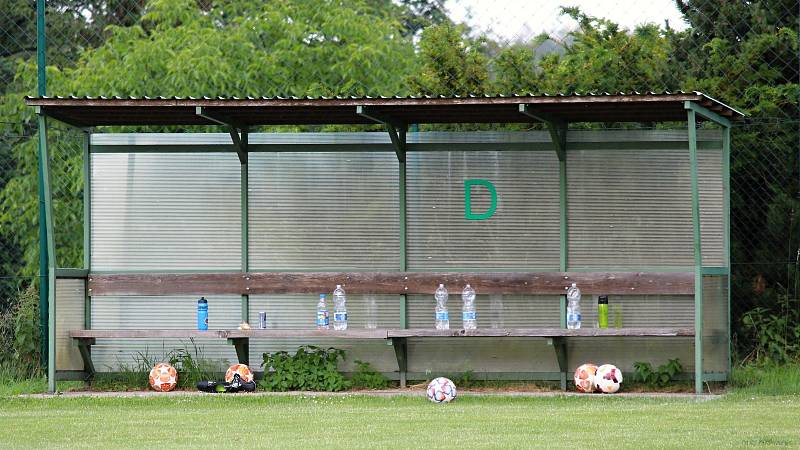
[426,377,457,403]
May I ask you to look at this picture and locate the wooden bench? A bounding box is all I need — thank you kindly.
[73,270,697,388]
[70,327,694,388]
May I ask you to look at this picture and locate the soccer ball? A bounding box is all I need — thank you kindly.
[594,364,623,393]
[225,363,254,383]
[149,362,178,392]
[573,363,598,393]
[426,377,457,403]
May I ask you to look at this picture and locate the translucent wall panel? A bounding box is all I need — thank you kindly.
[249,152,399,270]
[407,294,559,329]
[90,296,240,371]
[568,147,693,267]
[567,130,723,268]
[699,149,725,266]
[55,278,85,371]
[407,151,560,269]
[248,295,400,372]
[91,153,241,270]
[703,275,729,373]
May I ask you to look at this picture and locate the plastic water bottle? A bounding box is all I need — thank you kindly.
[333,285,348,330]
[365,295,378,329]
[462,284,477,330]
[490,294,504,328]
[316,294,329,330]
[197,297,208,330]
[434,284,449,330]
[567,283,582,329]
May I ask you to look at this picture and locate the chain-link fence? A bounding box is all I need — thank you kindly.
[1,0,798,366]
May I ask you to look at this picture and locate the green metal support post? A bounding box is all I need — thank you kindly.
[241,162,249,322]
[36,0,49,373]
[556,130,568,391]
[686,108,704,394]
[723,125,731,376]
[83,132,92,332]
[399,157,408,329]
[38,112,57,393]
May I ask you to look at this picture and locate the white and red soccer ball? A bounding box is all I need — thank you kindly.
[427,377,457,403]
[594,364,623,393]
[149,362,178,392]
[225,363,254,383]
[573,363,599,393]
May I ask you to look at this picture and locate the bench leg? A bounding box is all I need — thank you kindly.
[547,337,568,391]
[391,337,408,388]
[75,338,96,381]
[228,338,250,366]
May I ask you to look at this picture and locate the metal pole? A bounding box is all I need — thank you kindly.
[38,113,57,393]
[687,109,704,394]
[399,159,407,329]
[36,0,49,371]
[241,163,249,322]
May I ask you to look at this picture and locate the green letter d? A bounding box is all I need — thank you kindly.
[464,179,497,220]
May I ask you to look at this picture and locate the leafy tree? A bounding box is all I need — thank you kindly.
[406,22,489,96]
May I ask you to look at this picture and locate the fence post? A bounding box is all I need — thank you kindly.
[36,0,49,372]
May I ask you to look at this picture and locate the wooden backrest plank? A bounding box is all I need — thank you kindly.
[87,271,694,297]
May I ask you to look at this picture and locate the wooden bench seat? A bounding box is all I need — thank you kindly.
[70,327,695,388]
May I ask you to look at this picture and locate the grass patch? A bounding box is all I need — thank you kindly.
[0,394,799,448]
[731,363,800,396]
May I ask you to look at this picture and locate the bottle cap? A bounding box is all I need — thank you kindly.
[336,284,341,288]
[598,295,608,304]
[439,284,444,288]
[571,282,577,288]
[198,297,207,303]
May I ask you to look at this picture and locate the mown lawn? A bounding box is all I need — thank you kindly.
[0,392,798,448]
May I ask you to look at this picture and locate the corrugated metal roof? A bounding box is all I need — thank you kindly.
[24,91,744,127]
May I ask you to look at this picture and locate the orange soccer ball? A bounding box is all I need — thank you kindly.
[149,362,178,392]
[573,363,598,393]
[225,363,254,383]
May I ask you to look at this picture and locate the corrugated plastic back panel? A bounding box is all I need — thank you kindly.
[698,149,725,266]
[248,152,399,270]
[55,278,85,371]
[90,296,240,371]
[407,150,560,270]
[703,275,729,373]
[566,130,723,268]
[248,295,400,372]
[91,153,241,270]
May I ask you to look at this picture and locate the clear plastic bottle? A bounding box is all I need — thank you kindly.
[566,282,582,329]
[490,294,504,329]
[434,284,449,330]
[333,285,348,331]
[462,284,477,330]
[365,295,378,329]
[316,294,329,330]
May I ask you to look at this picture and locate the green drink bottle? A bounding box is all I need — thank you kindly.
[598,295,609,329]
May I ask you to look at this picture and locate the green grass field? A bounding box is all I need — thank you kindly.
[0,392,798,448]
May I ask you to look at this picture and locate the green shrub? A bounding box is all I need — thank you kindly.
[0,286,41,378]
[632,358,683,387]
[260,346,349,392]
[739,305,800,365]
[351,360,389,389]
